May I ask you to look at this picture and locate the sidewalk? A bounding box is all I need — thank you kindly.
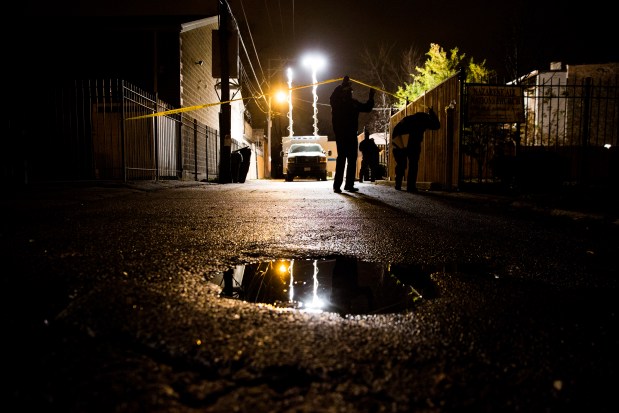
[376,179,619,227]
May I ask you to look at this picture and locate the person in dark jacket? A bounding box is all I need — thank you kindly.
[358,128,380,182]
[330,76,375,193]
[391,107,440,192]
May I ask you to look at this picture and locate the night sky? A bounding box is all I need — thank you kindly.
[29,0,615,80]
[16,0,618,134]
[231,0,617,134]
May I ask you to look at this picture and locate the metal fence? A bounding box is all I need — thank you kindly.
[9,75,618,190]
[389,73,618,191]
[460,76,619,189]
[8,79,224,184]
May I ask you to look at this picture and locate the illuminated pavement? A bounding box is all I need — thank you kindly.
[4,179,618,412]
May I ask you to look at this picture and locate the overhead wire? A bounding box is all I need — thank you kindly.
[127,1,398,121]
[228,0,269,111]
[125,76,396,121]
[235,0,297,114]
[278,0,285,37]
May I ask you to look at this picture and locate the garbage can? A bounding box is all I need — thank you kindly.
[236,146,252,183]
[230,150,243,183]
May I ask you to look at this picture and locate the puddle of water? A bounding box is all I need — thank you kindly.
[210,256,445,316]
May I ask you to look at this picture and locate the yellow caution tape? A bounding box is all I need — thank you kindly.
[349,78,399,98]
[125,96,251,120]
[125,77,397,120]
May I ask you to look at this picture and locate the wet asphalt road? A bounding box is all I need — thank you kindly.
[3,179,618,412]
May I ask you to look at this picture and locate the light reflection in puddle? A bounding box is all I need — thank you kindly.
[211,256,446,316]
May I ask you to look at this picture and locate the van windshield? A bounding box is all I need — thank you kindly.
[290,144,323,154]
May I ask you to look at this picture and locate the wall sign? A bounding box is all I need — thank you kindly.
[466,85,525,123]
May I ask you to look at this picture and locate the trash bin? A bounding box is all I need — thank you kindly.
[236,146,252,183]
[230,150,243,183]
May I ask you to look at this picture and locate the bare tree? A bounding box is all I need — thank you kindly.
[399,46,424,85]
[358,44,424,136]
[499,4,536,84]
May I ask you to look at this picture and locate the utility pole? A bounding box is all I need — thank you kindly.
[218,0,232,183]
[267,58,296,179]
[266,95,272,178]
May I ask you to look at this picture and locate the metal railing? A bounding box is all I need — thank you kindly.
[460,77,619,188]
[389,73,618,191]
[9,75,617,191]
[8,79,223,184]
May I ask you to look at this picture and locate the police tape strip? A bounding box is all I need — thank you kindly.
[125,77,398,120]
[125,97,249,120]
[349,78,396,98]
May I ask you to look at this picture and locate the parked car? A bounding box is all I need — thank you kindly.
[283,143,331,181]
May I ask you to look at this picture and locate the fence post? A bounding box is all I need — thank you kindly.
[458,71,466,189]
[176,115,182,180]
[193,119,198,181]
[445,104,455,191]
[154,93,160,181]
[121,80,127,183]
[581,77,592,183]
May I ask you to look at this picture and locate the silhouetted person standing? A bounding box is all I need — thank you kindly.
[330,256,373,315]
[358,128,380,182]
[330,76,375,193]
[391,107,440,192]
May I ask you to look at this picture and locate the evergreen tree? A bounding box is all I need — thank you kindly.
[395,43,495,107]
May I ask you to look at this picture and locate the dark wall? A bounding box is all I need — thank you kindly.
[10,15,208,107]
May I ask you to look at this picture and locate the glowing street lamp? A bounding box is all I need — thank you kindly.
[274,89,287,104]
[301,53,326,137]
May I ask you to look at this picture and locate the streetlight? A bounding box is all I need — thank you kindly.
[301,53,326,137]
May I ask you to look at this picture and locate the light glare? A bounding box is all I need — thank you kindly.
[301,52,326,137]
[274,90,287,103]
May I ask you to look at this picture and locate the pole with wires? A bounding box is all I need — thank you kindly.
[218,0,232,183]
